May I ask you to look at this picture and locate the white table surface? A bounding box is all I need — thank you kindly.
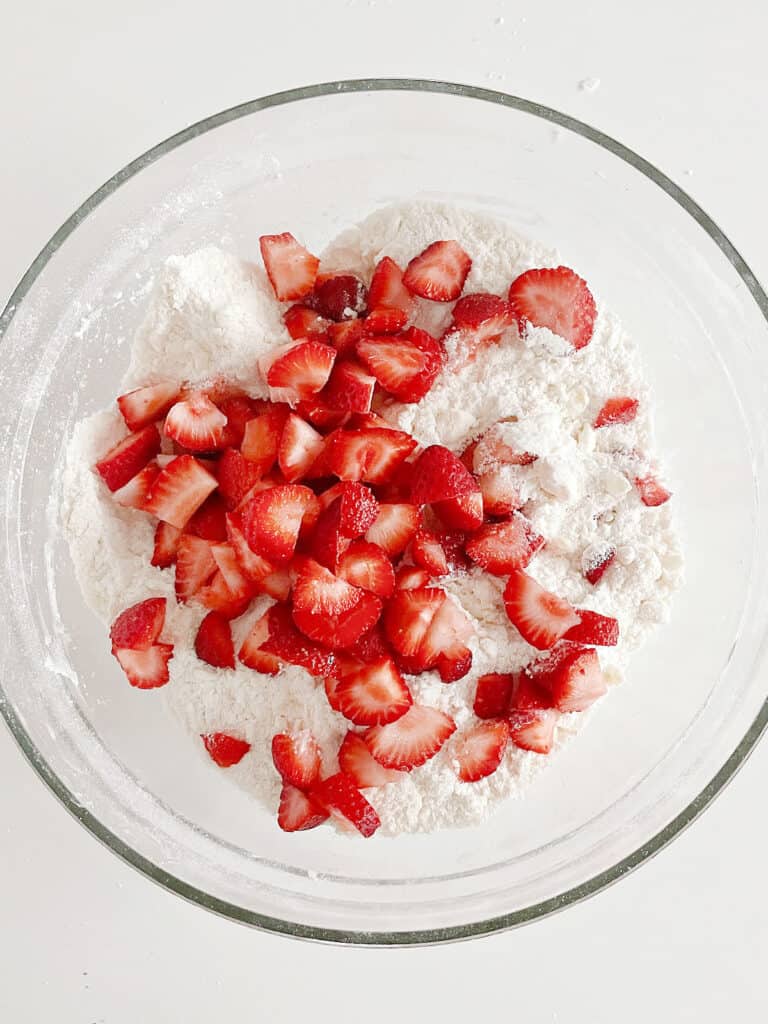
[2,1,766,1018]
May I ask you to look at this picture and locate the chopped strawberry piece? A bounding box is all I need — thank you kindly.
[338,731,402,787]
[195,570,253,620]
[294,399,349,432]
[533,644,607,712]
[465,514,545,575]
[283,303,332,339]
[312,772,380,837]
[451,292,514,334]
[365,307,409,333]
[368,256,416,318]
[318,360,376,413]
[238,612,282,675]
[175,534,217,602]
[110,597,166,651]
[337,541,396,598]
[346,410,394,431]
[421,595,474,682]
[364,704,456,771]
[277,783,329,832]
[356,327,443,403]
[309,274,367,321]
[365,502,420,556]
[95,424,161,492]
[384,586,445,661]
[272,730,322,789]
[201,732,251,767]
[325,428,417,484]
[164,391,227,452]
[257,567,293,601]
[453,720,509,782]
[395,565,431,590]
[194,610,235,669]
[509,671,554,711]
[259,232,319,301]
[635,474,672,507]
[241,405,289,473]
[335,657,412,726]
[116,381,180,432]
[113,643,173,689]
[144,454,218,529]
[410,444,477,505]
[186,493,228,541]
[508,266,597,350]
[403,240,472,302]
[216,449,265,509]
[503,570,581,650]
[564,610,619,647]
[113,460,160,510]
[477,469,524,517]
[216,394,266,449]
[241,484,318,564]
[308,498,350,570]
[319,481,380,537]
[433,489,484,531]
[507,709,559,754]
[344,622,393,664]
[292,559,382,649]
[327,318,368,356]
[210,542,256,594]
[582,544,616,585]
[224,512,274,583]
[411,530,450,577]
[254,603,336,677]
[292,558,362,616]
[277,413,325,482]
[594,396,639,428]
[475,426,537,467]
[473,672,515,719]
[151,521,183,568]
[262,341,337,401]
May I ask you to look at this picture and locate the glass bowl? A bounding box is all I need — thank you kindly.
[2,80,767,946]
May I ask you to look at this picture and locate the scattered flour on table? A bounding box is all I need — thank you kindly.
[60,201,683,836]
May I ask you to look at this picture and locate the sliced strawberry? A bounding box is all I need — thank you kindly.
[337,541,395,598]
[384,586,445,662]
[367,256,416,319]
[112,460,160,510]
[395,565,431,590]
[346,410,393,431]
[635,474,672,507]
[283,303,331,340]
[195,569,254,620]
[257,567,293,601]
[344,622,393,664]
[312,772,380,837]
[262,340,337,402]
[508,266,597,350]
[292,559,382,649]
[110,598,166,651]
[224,512,274,583]
[255,603,336,677]
[564,610,619,647]
[211,542,256,595]
[151,521,183,568]
[409,445,477,506]
[533,644,607,712]
[421,595,474,682]
[403,240,472,302]
[277,413,325,482]
[594,396,639,429]
[338,731,402,787]
[509,671,554,711]
[325,428,417,484]
[356,327,443,403]
[259,232,319,301]
[144,454,218,529]
[216,394,266,449]
[335,657,412,726]
[175,534,217,602]
[318,360,376,413]
[277,783,329,832]
[186,492,228,541]
[238,612,282,674]
[582,544,616,585]
[364,704,456,771]
[95,424,161,492]
[453,720,509,782]
[271,731,322,789]
[433,489,484,531]
[465,514,545,575]
[477,469,524,517]
[216,448,265,509]
[201,732,251,767]
[507,709,559,754]
[364,307,408,333]
[241,484,318,563]
[473,672,515,719]
[411,530,450,577]
[294,399,349,432]
[194,610,235,669]
[451,292,514,335]
[327,318,368,356]
[503,571,581,650]
[309,274,367,322]
[308,498,350,570]
[240,405,289,473]
[292,558,362,615]
[116,381,180,432]
[164,391,227,452]
[365,502,420,556]
[113,643,173,689]
[318,481,380,537]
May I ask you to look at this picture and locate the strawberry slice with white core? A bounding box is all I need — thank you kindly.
[433,489,484,531]
[325,428,417,484]
[403,240,472,302]
[582,543,616,585]
[564,610,619,647]
[277,784,329,832]
[395,566,431,590]
[635,474,672,507]
[257,567,293,602]
[164,391,227,452]
[292,560,383,650]
[473,672,516,719]
[216,448,266,509]
[309,274,368,322]
[174,535,217,602]
[507,709,559,754]
[240,484,318,564]
[508,266,597,351]
[318,481,380,538]
[594,396,639,429]
[112,460,160,510]
[477,469,524,517]
[117,381,180,432]
[533,644,607,712]
[151,521,183,568]
[318,359,376,413]
[283,303,331,340]
[503,570,581,650]
[421,595,475,682]
[365,307,409,333]
[262,341,336,401]
[368,256,416,319]
[110,598,166,651]
[257,603,337,677]
[225,512,274,583]
[292,558,363,617]
[271,731,322,789]
[210,542,255,600]
[113,643,173,689]
[365,502,421,556]
[356,327,443,404]
[238,612,282,675]
[364,704,456,771]
[312,773,381,837]
[194,610,235,669]
[259,232,319,302]
[335,657,412,726]
[338,731,403,787]
[277,413,325,482]
[383,586,445,661]
[195,568,253,620]
[465,514,545,575]
[337,541,396,598]
[143,454,218,529]
[95,424,161,492]
[411,530,450,577]
[201,732,251,767]
[216,394,267,449]
[327,318,368,356]
[453,720,509,782]
[410,445,477,505]
[240,405,289,472]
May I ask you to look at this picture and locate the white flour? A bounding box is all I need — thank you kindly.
[60,201,683,836]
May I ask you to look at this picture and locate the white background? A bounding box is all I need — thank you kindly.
[2,1,766,1019]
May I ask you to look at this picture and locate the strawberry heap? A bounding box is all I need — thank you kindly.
[94,231,672,838]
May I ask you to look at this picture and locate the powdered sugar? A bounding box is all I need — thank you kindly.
[60,201,683,835]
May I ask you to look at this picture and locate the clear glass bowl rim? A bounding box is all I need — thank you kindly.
[2,78,767,946]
